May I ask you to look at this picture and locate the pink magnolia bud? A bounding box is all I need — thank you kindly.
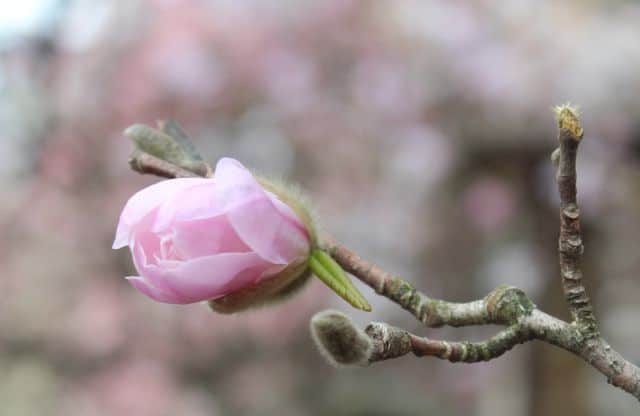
[113,158,312,309]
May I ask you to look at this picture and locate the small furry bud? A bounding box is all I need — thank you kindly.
[124,123,210,176]
[310,310,372,367]
[553,103,583,139]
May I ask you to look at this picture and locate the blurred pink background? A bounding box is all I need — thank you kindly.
[2,1,640,415]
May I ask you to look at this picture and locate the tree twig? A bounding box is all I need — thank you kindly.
[314,308,640,399]
[368,322,530,363]
[322,236,537,327]
[554,105,598,335]
[128,150,210,178]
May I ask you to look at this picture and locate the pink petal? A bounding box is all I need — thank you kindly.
[171,214,250,258]
[214,158,263,211]
[150,253,273,303]
[265,190,311,243]
[126,276,186,304]
[128,235,189,302]
[152,180,221,232]
[130,229,273,303]
[113,178,212,249]
[128,237,191,303]
[226,196,310,264]
[214,158,310,264]
[265,191,307,230]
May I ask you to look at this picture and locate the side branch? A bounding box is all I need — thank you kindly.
[129,151,205,178]
[312,309,580,366]
[322,236,532,327]
[313,308,640,400]
[367,322,531,364]
[554,105,598,334]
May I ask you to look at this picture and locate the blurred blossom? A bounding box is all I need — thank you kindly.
[225,360,299,416]
[57,0,113,52]
[112,21,223,114]
[63,359,179,416]
[260,48,317,115]
[351,58,422,119]
[393,2,479,50]
[385,124,454,196]
[462,44,531,104]
[172,390,222,416]
[39,134,92,188]
[63,280,127,357]
[243,282,326,347]
[146,34,223,102]
[480,242,545,299]
[176,306,230,360]
[463,177,516,234]
[231,109,295,174]
[0,359,59,415]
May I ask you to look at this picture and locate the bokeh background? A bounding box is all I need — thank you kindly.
[2,1,640,415]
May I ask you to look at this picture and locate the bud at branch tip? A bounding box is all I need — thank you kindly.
[310,310,372,367]
[553,103,583,140]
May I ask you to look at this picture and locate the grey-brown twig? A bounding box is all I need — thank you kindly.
[371,323,530,363]
[554,105,598,335]
[322,237,535,327]
[129,151,207,178]
[311,304,640,398]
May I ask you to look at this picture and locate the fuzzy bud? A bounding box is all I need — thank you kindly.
[125,121,211,176]
[310,310,372,367]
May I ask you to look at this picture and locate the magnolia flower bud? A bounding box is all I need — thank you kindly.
[113,157,313,312]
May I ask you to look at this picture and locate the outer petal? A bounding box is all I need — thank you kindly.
[138,253,273,303]
[170,214,250,258]
[159,252,274,301]
[265,191,307,230]
[128,235,189,303]
[265,190,311,250]
[126,276,186,303]
[113,177,212,249]
[214,158,310,264]
[129,225,275,303]
[152,180,221,232]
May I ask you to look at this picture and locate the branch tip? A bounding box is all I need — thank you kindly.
[310,310,372,367]
[553,103,584,139]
